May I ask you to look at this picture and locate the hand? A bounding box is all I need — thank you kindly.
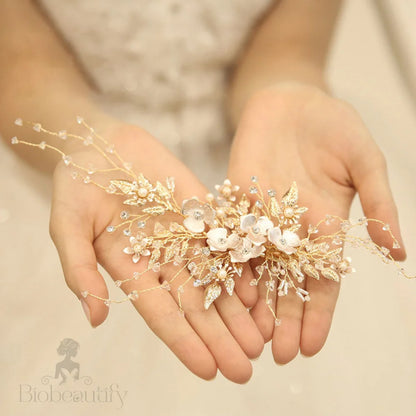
[228,82,406,364]
[49,120,264,383]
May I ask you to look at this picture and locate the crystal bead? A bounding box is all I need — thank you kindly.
[83,176,91,184]
[120,211,129,220]
[128,290,139,300]
[188,262,196,271]
[249,186,258,194]
[202,247,210,256]
[83,136,93,146]
[152,262,161,273]
[71,171,78,180]
[177,286,184,293]
[106,144,115,154]
[62,155,72,166]
[106,226,115,233]
[393,241,401,249]
[380,246,390,256]
[382,224,390,231]
[308,224,318,234]
[274,318,282,327]
[104,299,111,307]
[267,189,276,197]
[114,280,122,287]
[14,118,23,126]
[33,123,41,132]
[123,229,131,236]
[249,279,258,286]
[251,176,258,183]
[265,280,276,291]
[137,221,146,229]
[266,299,272,305]
[76,116,83,124]
[58,130,67,140]
[39,141,46,150]
[178,309,185,318]
[11,136,18,144]
[133,272,140,280]
[161,280,171,291]
[255,265,264,276]
[255,200,263,208]
[81,290,88,298]
[124,162,132,170]
[166,176,175,190]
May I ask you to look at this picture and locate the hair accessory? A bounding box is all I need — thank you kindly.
[12,118,415,325]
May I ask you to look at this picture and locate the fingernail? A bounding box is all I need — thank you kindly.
[80,298,92,326]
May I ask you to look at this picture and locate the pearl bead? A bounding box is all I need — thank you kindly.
[138,187,148,198]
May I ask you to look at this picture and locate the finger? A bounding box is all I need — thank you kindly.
[249,269,276,343]
[300,209,343,357]
[213,287,264,359]
[49,214,109,328]
[234,263,259,308]
[272,276,305,364]
[165,265,253,384]
[352,153,406,260]
[97,251,219,381]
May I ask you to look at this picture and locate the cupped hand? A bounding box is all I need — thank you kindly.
[228,82,406,364]
[49,121,263,383]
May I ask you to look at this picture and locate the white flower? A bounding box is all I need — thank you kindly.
[229,237,265,263]
[240,214,274,246]
[182,198,215,233]
[123,233,151,263]
[206,228,240,252]
[268,227,300,255]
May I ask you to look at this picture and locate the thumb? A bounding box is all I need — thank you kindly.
[49,212,110,327]
[352,154,406,261]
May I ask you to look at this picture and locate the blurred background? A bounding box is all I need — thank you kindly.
[1,1,415,415]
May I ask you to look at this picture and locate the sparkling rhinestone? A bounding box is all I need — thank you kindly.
[14,118,23,126]
[161,280,171,291]
[83,136,93,146]
[58,130,67,140]
[104,299,111,307]
[188,261,196,271]
[123,229,131,236]
[128,290,139,300]
[308,224,318,234]
[249,279,258,286]
[177,286,185,293]
[265,280,276,291]
[267,189,276,197]
[255,200,263,208]
[274,318,282,327]
[137,221,146,228]
[120,211,129,220]
[124,162,133,170]
[382,224,390,231]
[202,247,210,256]
[62,156,73,168]
[380,246,390,256]
[33,123,41,132]
[87,164,95,174]
[210,266,218,273]
[39,141,46,150]
[11,136,18,144]
[249,186,258,194]
[152,263,161,273]
[76,116,84,124]
[251,175,258,183]
[81,290,88,298]
[83,176,91,184]
[266,299,272,305]
[106,144,115,154]
[106,226,115,233]
[71,171,78,180]
[255,265,264,275]
[166,177,175,190]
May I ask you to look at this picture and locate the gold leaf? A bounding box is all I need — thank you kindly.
[287,224,302,233]
[143,206,165,216]
[281,182,298,206]
[204,283,222,310]
[224,277,235,296]
[321,268,340,282]
[164,244,177,262]
[155,181,171,200]
[302,264,320,280]
[110,180,137,195]
[270,197,281,218]
[150,248,161,263]
[123,198,139,206]
[180,240,189,257]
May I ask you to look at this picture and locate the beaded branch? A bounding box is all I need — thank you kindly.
[11,117,415,326]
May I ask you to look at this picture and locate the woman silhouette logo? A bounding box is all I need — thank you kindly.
[54,338,80,385]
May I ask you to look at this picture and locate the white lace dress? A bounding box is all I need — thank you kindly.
[39,0,272,150]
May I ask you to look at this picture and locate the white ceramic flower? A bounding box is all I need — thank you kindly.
[268,227,300,255]
[240,214,274,246]
[206,228,240,252]
[229,237,265,263]
[182,198,215,233]
[123,234,151,263]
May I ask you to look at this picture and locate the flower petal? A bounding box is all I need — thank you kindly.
[181,198,202,215]
[268,227,282,245]
[283,230,301,247]
[206,227,227,240]
[183,216,205,233]
[240,214,256,232]
[257,216,274,234]
[224,277,235,296]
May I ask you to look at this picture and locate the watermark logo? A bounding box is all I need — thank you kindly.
[18,338,127,408]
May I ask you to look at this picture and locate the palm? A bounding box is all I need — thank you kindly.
[50,124,264,383]
[228,83,405,363]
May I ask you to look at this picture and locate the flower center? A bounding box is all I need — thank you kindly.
[218,237,226,245]
[217,269,227,280]
[279,238,287,246]
[252,226,260,234]
[138,187,148,198]
[284,207,294,218]
[193,210,203,220]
